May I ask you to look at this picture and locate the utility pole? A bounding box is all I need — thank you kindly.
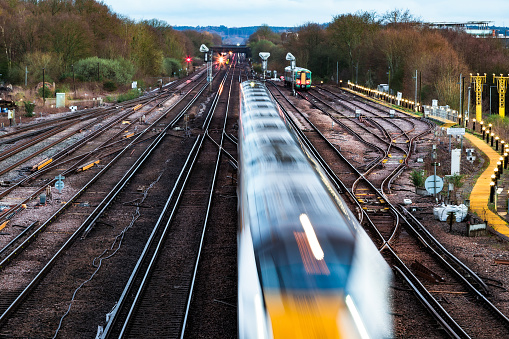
[259,52,270,81]
[466,86,471,123]
[72,64,76,97]
[387,67,391,95]
[336,61,338,85]
[42,68,45,106]
[459,74,465,126]
[286,53,296,96]
[413,70,418,111]
[25,66,29,87]
[200,44,212,91]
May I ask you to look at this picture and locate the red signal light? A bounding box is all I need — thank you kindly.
[186,57,191,63]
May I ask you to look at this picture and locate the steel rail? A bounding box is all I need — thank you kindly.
[99,136,202,338]
[80,79,211,238]
[0,79,212,325]
[102,69,231,338]
[0,222,38,257]
[180,62,237,339]
[271,83,496,305]
[392,265,468,339]
[0,91,175,224]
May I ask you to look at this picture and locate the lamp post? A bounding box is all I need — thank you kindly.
[413,69,419,112]
[42,67,45,106]
[387,67,391,95]
[72,64,75,97]
[459,74,465,126]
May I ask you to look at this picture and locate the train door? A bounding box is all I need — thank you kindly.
[300,72,306,87]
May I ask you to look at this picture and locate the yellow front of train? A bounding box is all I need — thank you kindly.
[264,292,365,339]
[254,223,392,339]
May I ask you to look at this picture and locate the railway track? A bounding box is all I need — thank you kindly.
[0,67,234,337]
[96,60,239,338]
[0,79,203,250]
[1,62,508,338]
[270,82,509,338]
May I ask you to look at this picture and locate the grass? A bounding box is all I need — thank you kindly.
[104,89,141,103]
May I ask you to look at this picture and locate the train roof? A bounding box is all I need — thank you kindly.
[284,66,311,72]
[247,174,356,247]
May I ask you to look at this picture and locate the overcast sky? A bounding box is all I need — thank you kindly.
[101,0,508,28]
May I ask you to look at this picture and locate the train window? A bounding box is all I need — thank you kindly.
[257,235,355,291]
[243,122,285,136]
[246,152,300,168]
[255,135,292,147]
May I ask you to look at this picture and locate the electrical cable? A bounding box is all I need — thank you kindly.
[52,163,167,338]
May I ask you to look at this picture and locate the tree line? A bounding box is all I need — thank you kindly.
[249,10,509,112]
[0,1,507,111]
[0,0,221,89]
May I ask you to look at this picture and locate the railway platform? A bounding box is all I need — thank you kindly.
[465,133,509,239]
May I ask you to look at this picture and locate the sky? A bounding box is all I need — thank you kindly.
[101,0,508,28]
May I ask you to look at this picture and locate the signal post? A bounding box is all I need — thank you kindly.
[493,74,509,118]
[470,73,486,121]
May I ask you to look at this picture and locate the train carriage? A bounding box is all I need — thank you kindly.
[284,66,312,90]
[237,80,392,339]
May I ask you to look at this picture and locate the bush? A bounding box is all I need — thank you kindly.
[103,80,117,92]
[38,85,53,98]
[24,101,35,117]
[163,58,182,77]
[117,89,141,103]
[55,84,71,94]
[74,57,136,84]
[410,169,426,187]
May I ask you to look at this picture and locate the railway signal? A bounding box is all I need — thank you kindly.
[259,52,270,81]
[286,53,296,96]
[55,174,65,193]
[200,44,212,86]
[470,73,486,121]
[493,74,509,118]
[185,56,192,76]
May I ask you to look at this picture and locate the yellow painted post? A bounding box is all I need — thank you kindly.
[471,73,486,121]
[493,74,509,118]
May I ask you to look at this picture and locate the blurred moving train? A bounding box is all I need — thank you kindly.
[284,66,312,89]
[237,80,392,339]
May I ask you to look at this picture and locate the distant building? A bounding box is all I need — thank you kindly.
[428,21,505,38]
